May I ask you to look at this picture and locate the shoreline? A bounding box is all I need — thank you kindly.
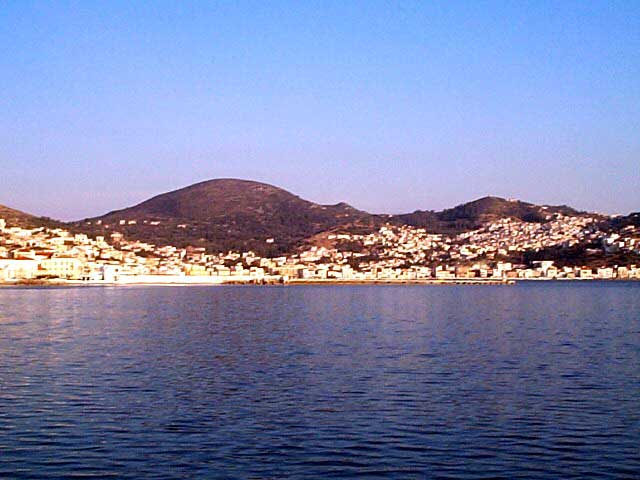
[1,278,638,288]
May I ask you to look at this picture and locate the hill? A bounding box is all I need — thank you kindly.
[609,212,640,230]
[74,179,375,254]
[0,204,62,229]
[390,196,587,233]
[5,181,622,257]
[71,185,608,254]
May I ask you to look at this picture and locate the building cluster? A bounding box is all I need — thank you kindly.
[0,213,639,284]
[292,213,640,281]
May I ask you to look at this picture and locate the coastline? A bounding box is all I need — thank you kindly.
[1,277,638,288]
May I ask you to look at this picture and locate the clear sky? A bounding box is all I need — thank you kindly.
[1,1,638,220]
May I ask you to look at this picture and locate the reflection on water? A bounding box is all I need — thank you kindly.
[0,283,638,478]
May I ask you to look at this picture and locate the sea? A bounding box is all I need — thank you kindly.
[0,283,638,479]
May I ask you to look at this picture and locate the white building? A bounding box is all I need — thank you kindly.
[0,259,39,280]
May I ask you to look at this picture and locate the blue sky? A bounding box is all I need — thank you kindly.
[1,1,638,220]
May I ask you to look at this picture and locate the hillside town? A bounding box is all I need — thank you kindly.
[1,211,639,285]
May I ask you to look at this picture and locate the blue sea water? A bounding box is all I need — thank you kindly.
[0,283,638,479]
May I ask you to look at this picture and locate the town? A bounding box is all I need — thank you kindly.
[0,212,639,285]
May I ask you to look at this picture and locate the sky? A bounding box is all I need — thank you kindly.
[1,1,638,220]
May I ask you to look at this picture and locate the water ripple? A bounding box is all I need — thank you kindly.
[0,283,638,478]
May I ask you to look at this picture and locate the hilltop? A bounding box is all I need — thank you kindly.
[72,179,376,255]
[389,196,588,233]
[60,181,619,255]
[70,180,613,255]
[2,179,635,259]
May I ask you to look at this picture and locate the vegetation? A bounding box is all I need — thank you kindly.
[0,205,63,229]
[68,179,371,255]
[389,196,588,233]
[2,180,637,264]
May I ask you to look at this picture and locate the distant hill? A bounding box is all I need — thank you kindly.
[4,180,626,257]
[73,179,375,254]
[70,183,610,254]
[390,196,587,233]
[609,212,640,230]
[0,204,61,229]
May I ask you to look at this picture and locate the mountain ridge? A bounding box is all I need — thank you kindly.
[389,195,591,233]
[73,178,375,255]
[100,178,367,221]
[1,178,633,255]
